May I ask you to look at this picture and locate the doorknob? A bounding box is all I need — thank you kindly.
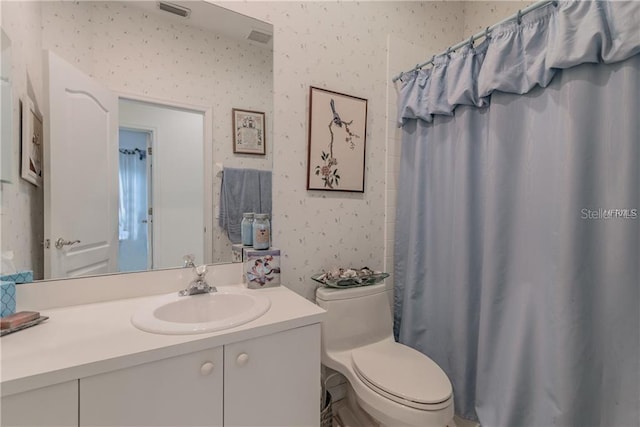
[141,220,148,223]
[55,238,81,249]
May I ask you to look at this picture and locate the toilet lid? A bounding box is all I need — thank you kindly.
[351,341,452,406]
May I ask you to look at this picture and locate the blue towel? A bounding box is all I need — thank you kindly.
[259,169,272,220]
[219,168,272,244]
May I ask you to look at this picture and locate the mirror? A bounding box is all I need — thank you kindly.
[0,1,273,281]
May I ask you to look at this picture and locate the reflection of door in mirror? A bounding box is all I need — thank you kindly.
[119,98,206,274]
[44,51,119,280]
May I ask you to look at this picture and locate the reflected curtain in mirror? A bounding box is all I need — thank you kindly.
[118,130,150,273]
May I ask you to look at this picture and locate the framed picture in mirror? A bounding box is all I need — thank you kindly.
[20,95,43,187]
[306,86,367,192]
[232,108,266,155]
[1,29,13,184]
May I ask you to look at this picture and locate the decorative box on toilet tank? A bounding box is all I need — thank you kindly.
[243,248,281,289]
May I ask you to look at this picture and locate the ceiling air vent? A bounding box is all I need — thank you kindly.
[157,1,191,18]
[247,30,272,44]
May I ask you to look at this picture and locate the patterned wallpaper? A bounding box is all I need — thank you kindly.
[216,1,465,300]
[462,1,532,35]
[0,1,45,279]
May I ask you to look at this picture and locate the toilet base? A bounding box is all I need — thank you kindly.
[332,384,380,427]
[336,382,457,427]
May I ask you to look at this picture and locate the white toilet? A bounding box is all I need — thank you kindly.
[316,283,455,427]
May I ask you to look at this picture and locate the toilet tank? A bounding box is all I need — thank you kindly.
[315,283,393,352]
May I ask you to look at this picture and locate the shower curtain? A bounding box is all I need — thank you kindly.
[118,148,148,272]
[394,2,639,426]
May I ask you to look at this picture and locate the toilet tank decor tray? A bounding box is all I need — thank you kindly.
[312,268,389,289]
[243,248,281,289]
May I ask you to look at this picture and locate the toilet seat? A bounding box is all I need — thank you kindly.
[351,341,452,411]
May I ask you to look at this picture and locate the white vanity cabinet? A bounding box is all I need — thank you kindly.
[1,380,78,427]
[80,347,224,427]
[224,324,321,426]
[76,324,320,427]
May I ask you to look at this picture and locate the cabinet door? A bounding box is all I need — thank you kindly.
[80,347,223,426]
[224,324,321,427]
[1,380,78,427]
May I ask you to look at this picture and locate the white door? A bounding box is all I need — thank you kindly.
[44,51,118,279]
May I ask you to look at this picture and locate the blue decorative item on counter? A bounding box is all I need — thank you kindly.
[0,280,16,317]
[243,248,280,289]
[0,270,33,284]
[241,212,255,246]
[252,214,270,250]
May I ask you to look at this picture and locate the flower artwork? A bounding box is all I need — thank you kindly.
[307,87,368,192]
[314,99,361,189]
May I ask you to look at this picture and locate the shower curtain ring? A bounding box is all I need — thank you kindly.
[517,10,522,25]
[468,35,475,47]
[446,47,452,58]
[485,27,491,39]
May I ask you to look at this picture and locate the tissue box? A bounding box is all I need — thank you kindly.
[231,244,244,263]
[243,248,280,289]
[1,281,16,317]
[0,270,33,284]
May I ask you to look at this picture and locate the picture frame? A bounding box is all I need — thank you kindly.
[232,108,266,155]
[1,29,13,184]
[20,95,43,187]
[306,86,367,192]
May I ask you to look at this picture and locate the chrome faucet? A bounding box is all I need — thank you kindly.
[179,264,217,296]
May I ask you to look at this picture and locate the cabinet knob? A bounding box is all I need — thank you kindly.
[200,361,215,376]
[236,353,249,367]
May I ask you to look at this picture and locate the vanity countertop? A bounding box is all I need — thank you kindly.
[0,284,325,396]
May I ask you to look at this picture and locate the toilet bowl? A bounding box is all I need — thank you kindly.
[316,283,454,427]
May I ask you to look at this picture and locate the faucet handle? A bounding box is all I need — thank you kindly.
[194,264,208,278]
[183,254,196,268]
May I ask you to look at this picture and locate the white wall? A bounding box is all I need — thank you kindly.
[119,99,204,270]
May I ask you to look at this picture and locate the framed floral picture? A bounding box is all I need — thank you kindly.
[232,108,266,155]
[20,96,43,187]
[306,87,367,192]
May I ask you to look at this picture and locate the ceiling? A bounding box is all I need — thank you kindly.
[123,1,273,49]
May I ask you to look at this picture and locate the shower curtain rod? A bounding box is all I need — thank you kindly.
[391,0,556,83]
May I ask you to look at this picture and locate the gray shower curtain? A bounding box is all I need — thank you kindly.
[394,2,639,426]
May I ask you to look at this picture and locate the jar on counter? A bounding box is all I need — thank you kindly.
[241,213,255,246]
[252,214,270,250]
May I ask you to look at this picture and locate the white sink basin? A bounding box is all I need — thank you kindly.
[131,288,271,335]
